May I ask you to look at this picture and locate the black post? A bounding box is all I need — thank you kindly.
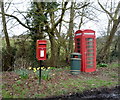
[39,60,42,84]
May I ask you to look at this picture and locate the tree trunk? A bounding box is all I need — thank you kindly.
[46,2,68,67]
[68,2,74,53]
[66,2,75,62]
[1,1,10,48]
[49,33,57,67]
[98,16,120,63]
[118,30,120,63]
[1,1,14,71]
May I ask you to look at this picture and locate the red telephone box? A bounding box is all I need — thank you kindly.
[36,40,47,60]
[74,29,96,72]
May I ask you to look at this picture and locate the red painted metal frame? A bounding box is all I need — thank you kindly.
[36,40,47,60]
[74,29,96,72]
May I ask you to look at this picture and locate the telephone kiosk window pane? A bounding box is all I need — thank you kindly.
[87,57,93,60]
[86,38,93,41]
[87,46,93,48]
[87,65,93,68]
[77,39,80,41]
[87,42,93,45]
[77,43,80,45]
[78,50,80,52]
[77,46,80,49]
[87,53,94,56]
[87,61,93,64]
[87,49,93,52]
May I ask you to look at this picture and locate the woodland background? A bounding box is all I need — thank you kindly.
[0,0,120,71]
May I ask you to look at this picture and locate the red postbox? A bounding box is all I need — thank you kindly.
[36,40,47,60]
[74,29,96,72]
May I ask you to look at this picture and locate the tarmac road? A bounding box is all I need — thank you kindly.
[42,85,120,100]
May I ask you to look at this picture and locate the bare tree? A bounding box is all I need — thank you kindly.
[97,1,120,63]
[64,2,75,63]
[47,2,68,66]
[1,1,10,48]
[1,1,14,71]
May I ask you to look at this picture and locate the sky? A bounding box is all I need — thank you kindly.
[0,0,119,37]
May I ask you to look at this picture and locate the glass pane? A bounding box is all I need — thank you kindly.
[87,49,93,53]
[87,42,93,45]
[87,61,93,64]
[77,43,80,45]
[87,46,93,48]
[87,65,93,68]
[77,46,80,49]
[87,57,93,60]
[77,38,80,41]
[87,53,94,56]
[86,38,93,41]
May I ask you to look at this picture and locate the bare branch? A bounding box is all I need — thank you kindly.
[14,6,30,27]
[74,3,90,9]
[90,5,106,13]
[114,2,120,19]
[0,12,34,30]
[98,0,115,21]
[51,2,68,32]
[8,21,19,30]
[5,0,13,12]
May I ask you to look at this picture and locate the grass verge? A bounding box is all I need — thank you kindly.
[2,63,118,98]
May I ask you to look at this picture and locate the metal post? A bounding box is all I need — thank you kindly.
[39,60,42,84]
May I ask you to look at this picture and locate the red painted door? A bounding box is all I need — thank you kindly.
[84,36,96,72]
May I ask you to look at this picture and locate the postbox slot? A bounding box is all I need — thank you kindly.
[39,44,46,45]
[38,44,46,48]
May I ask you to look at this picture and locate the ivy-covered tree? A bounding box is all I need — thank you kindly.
[26,2,67,67]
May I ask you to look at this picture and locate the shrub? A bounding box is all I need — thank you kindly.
[98,63,108,67]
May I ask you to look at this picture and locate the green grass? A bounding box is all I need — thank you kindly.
[108,72,118,78]
[108,63,118,68]
[14,69,29,79]
[12,84,28,98]
[2,62,118,98]
[33,93,47,98]
[35,78,118,98]
[2,90,13,98]
[87,79,117,88]
[2,84,6,89]
[16,80,22,85]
